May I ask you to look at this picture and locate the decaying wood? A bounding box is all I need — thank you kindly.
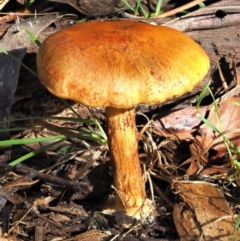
[166,1,240,93]
[187,24,240,93]
[188,25,240,70]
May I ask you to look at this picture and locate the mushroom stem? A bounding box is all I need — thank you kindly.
[105,106,146,216]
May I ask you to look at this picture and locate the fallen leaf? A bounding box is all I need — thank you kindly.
[154,106,208,132]
[154,106,208,141]
[173,181,240,241]
[199,166,230,176]
[0,13,72,157]
[187,96,240,175]
[200,96,240,160]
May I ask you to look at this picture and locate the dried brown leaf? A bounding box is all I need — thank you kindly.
[154,106,207,132]
[187,96,240,175]
[173,181,240,241]
[201,96,240,159]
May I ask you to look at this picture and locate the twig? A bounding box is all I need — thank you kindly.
[152,0,207,18]
[216,61,229,91]
[0,163,90,191]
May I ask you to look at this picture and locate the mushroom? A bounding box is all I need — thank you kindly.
[37,20,210,218]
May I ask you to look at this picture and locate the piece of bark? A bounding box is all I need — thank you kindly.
[162,4,240,31]
[187,24,240,97]
[65,229,108,241]
[49,0,182,16]
[46,0,154,16]
[188,24,240,66]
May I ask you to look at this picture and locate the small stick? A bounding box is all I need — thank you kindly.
[152,0,207,18]
[216,61,229,91]
[232,53,240,85]
[0,163,89,191]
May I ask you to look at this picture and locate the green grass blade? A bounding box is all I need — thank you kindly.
[232,214,240,241]
[121,0,135,12]
[25,29,41,47]
[0,127,39,133]
[9,140,62,166]
[135,0,141,15]
[139,3,148,18]
[87,107,107,141]
[196,81,220,133]
[196,80,211,109]
[0,47,38,78]
[0,116,98,125]
[0,131,107,146]
[154,0,163,16]
[0,135,68,146]
[198,2,206,8]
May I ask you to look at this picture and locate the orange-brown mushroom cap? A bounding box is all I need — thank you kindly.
[37,21,210,109]
[37,21,210,218]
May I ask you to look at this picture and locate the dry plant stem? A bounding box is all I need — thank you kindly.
[153,0,207,18]
[105,107,146,216]
[216,61,229,91]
